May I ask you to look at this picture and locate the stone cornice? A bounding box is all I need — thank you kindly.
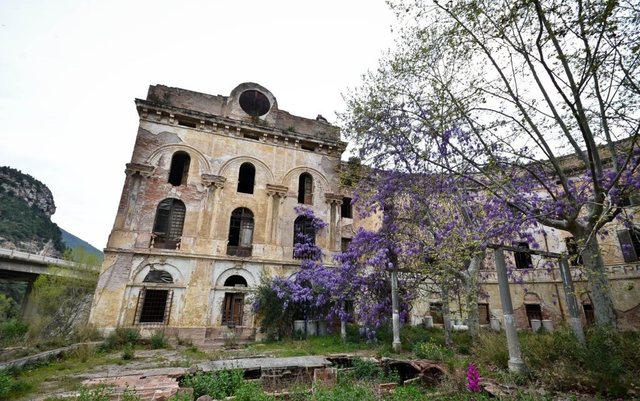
[125,163,155,178]
[324,193,344,205]
[135,99,348,155]
[266,184,288,197]
[201,174,226,189]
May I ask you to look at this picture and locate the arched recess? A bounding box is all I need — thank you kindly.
[227,207,255,257]
[215,268,256,288]
[218,156,275,183]
[281,167,330,191]
[132,262,185,285]
[146,144,212,176]
[223,275,248,287]
[237,163,256,194]
[168,151,190,186]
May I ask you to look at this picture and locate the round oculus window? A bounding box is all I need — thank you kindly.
[239,90,271,117]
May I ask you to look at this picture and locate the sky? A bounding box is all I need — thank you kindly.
[0,0,397,250]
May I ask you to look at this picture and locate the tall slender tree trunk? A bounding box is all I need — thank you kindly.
[442,284,453,347]
[576,231,617,327]
[464,252,483,341]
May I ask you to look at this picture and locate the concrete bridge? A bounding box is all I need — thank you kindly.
[0,247,99,320]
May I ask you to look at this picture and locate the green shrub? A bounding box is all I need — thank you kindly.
[352,357,381,380]
[235,382,273,401]
[473,332,509,370]
[76,385,113,401]
[165,391,194,401]
[313,383,377,401]
[122,344,135,360]
[0,319,29,346]
[99,327,140,352]
[0,370,12,399]
[182,369,245,399]
[413,339,453,361]
[151,332,168,349]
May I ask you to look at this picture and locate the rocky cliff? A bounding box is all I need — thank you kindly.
[0,166,65,257]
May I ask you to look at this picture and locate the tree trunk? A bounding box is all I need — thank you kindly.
[575,231,617,327]
[442,284,453,347]
[464,252,483,341]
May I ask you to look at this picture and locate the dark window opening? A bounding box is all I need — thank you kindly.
[583,304,595,325]
[617,228,640,262]
[237,163,256,194]
[293,215,316,259]
[565,237,583,266]
[430,302,444,324]
[227,208,254,257]
[152,198,186,249]
[298,173,313,204]
[478,303,490,325]
[224,275,248,287]
[139,289,170,324]
[341,238,351,253]
[143,270,174,284]
[525,304,542,328]
[300,142,315,152]
[244,133,260,141]
[341,197,353,218]
[514,242,533,269]
[239,90,271,117]
[177,120,197,128]
[168,152,190,186]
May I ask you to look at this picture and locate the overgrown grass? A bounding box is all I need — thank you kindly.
[473,326,640,398]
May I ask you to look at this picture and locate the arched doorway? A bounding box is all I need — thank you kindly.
[222,275,248,327]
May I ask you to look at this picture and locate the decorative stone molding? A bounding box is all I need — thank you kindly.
[324,193,344,205]
[266,184,288,198]
[201,174,226,189]
[125,163,155,178]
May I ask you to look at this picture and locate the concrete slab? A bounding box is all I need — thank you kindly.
[198,356,331,371]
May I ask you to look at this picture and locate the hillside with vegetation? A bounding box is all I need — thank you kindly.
[0,166,65,257]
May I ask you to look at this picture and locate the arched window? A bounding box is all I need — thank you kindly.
[294,216,315,244]
[298,173,313,204]
[237,163,256,194]
[152,198,186,249]
[168,151,190,186]
[136,270,174,325]
[227,208,254,257]
[224,275,248,287]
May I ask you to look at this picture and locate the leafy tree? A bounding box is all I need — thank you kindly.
[342,0,640,326]
[28,247,100,340]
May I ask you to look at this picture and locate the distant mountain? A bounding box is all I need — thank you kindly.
[60,228,103,259]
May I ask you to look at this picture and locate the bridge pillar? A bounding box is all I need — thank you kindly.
[20,276,38,322]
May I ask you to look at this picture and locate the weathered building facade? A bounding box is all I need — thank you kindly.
[90,83,640,342]
[88,83,363,342]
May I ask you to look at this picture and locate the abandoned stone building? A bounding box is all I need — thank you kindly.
[89,83,640,342]
[88,83,367,342]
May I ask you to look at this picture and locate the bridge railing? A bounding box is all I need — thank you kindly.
[0,247,99,271]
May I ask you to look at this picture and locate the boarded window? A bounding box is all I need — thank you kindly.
[168,152,190,186]
[525,304,542,328]
[136,288,173,324]
[617,228,640,262]
[478,303,490,325]
[341,237,351,253]
[341,197,352,218]
[143,270,174,284]
[514,242,532,269]
[298,173,313,204]
[237,163,256,194]
[227,208,254,257]
[565,237,583,266]
[152,199,186,249]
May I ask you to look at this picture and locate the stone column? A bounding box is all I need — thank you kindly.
[559,258,586,345]
[324,193,343,251]
[266,185,288,245]
[199,174,226,239]
[115,163,154,231]
[494,248,525,373]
